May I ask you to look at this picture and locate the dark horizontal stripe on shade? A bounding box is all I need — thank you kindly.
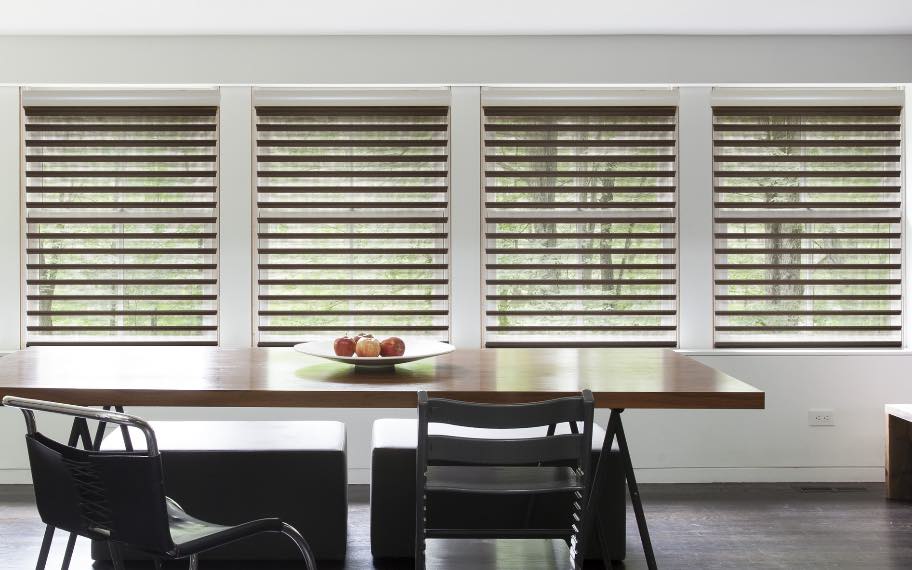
[486,294,676,300]
[711,106,902,116]
[27,185,217,193]
[27,217,216,223]
[27,140,217,148]
[714,217,899,224]
[486,186,675,193]
[486,140,675,148]
[486,248,675,255]
[257,201,447,209]
[715,294,899,300]
[713,124,901,132]
[27,341,219,347]
[27,170,217,178]
[258,248,446,255]
[489,232,676,240]
[487,325,676,331]
[258,294,448,300]
[714,233,900,240]
[26,155,217,163]
[24,106,218,116]
[486,202,675,209]
[715,248,899,255]
[487,310,676,316]
[258,139,448,147]
[714,155,899,163]
[27,202,217,209]
[26,248,216,255]
[715,341,902,348]
[485,155,676,163]
[26,294,217,301]
[25,124,217,132]
[26,279,216,286]
[485,106,677,116]
[717,325,900,332]
[714,263,900,270]
[260,310,447,316]
[258,154,447,163]
[257,232,446,240]
[27,310,217,316]
[27,263,217,270]
[486,170,675,178]
[258,170,447,178]
[485,124,675,132]
[27,233,216,240]
[27,325,217,332]
[258,263,448,270]
[713,140,902,148]
[259,278,446,285]
[257,124,447,132]
[258,185,447,193]
[716,310,900,316]
[258,325,448,331]
[714,170,900,178]
[487,263,676,270]
[255,106,449,116]
[714,186,900,193]
[486,341,677,348]
[487,217,673,224]
[486,278,675,285]
[715,279,900,285]
[715,202,899,209]
[258,217,446,224]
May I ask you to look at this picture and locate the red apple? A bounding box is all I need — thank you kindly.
[380,337,406,357]
[355,336,381,357]
[333,336,356,357]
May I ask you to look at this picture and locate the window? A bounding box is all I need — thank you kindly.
[24,101,219,346]
[482,104,678,347]
[255,104,450,347]
[713,105,903,348]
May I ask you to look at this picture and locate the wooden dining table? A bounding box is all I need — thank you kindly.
[0,346,764,570]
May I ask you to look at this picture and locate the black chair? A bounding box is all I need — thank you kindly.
[2,396,318,570]
[415,390,597,570]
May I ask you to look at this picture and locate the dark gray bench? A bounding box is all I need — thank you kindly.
[93,420,348,562]
[370,418,626,561]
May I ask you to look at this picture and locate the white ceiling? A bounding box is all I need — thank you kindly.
[1,0,910,35]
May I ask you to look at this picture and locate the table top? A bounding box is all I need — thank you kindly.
[886,404,912,423]
[0,346,764,409]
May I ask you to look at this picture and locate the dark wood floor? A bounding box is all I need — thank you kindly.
[2,483,911,569]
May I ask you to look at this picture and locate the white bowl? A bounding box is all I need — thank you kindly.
[293,339,455,367]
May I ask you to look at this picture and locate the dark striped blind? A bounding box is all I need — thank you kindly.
[713,105,903,348]
[255,106,450,347]
[483,106,678,347]
[24,105,219,346]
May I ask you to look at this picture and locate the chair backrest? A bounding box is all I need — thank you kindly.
[2,396,174,555]
[416,391,595,469]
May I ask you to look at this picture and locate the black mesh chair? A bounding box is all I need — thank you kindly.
[415,390,596,570]
[2,396,318,570]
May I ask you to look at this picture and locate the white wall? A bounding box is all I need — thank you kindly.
[1,34,912,485]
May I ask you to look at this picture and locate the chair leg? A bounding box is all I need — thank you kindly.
[280,523,318,570]
[188,554,199,570]
[60,532,78,570]
[108,542,126,570]
[35,525,54,570]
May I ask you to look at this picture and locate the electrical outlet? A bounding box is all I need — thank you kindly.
[808,409,835,426]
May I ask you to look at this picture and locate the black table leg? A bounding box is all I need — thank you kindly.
[582,408,658,570]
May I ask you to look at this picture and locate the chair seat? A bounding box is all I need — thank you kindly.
[166,499,283,558]
[426,466,584,494]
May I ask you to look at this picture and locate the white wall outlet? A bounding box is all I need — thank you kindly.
[808,409,835,426]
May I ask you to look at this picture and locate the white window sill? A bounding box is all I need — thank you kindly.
[676,348,912,357]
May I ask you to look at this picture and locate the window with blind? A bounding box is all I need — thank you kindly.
[24,105,219,346]
[255,106,449,347]
[713,105,903,348]
[483,106,678,347]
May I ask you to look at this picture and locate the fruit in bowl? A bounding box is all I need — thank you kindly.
[333,336,356,357]
[355,336,381,357]
[380,336,406,357]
